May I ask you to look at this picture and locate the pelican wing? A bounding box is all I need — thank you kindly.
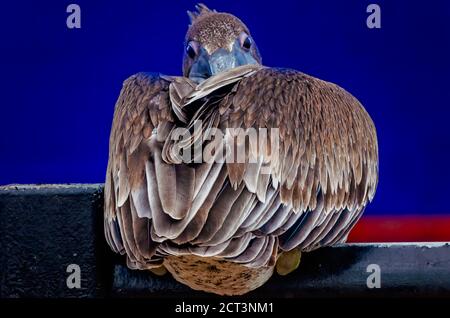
[215,67,378,250]
[104,72,175,267]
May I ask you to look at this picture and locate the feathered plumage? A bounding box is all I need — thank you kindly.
[104,4,378,295]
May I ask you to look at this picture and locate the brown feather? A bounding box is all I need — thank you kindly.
[104,59,378,295]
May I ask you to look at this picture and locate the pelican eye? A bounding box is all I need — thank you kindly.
[186,43,197,59]
[242,36,252,50]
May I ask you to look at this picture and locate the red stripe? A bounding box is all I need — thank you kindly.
[347,215,450,242]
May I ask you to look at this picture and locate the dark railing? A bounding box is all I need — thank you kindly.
[1,184,449,298]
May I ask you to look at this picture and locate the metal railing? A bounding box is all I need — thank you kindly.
[1,184,449,298]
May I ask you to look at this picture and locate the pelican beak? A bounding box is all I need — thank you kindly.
[189,41,258,83]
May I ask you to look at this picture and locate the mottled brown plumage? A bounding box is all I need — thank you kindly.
[186,10,248,54]
[104,4,378,295]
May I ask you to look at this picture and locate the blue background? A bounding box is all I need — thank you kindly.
[1,0,450,216]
